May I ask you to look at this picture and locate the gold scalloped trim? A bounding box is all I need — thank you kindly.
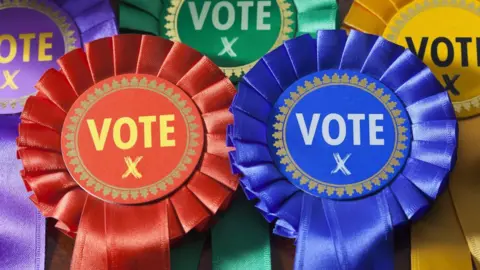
[164,0,295,77]
[384,0,480,115]
[64,77,200,201]
[272,73,409,197]
[385,0,480,42]
[0,0,78,111]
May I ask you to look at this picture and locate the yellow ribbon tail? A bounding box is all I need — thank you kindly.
[449,118,480,269]
[451,177,480,269]
[344,1,480,267]
[411,190,472,270]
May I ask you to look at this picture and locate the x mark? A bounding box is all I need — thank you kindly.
[0,70,19,90]
[331,153,352,176]
[122,156,143,179]
[443,74,460,96]
[218,37,239,57]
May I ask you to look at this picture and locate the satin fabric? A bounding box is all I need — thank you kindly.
[229,30,457,270]
[0,1,116,269]
[212,195,272,270]
[295,194,394,270]
[0,116,45,270]
[293,0,338,35]
[344,1,480,268]
[17,34,238,269]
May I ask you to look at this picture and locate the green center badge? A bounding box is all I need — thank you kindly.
[120,0,339,80]
[163,0,295,78]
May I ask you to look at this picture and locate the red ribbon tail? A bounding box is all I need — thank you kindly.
[71,196,108,270]
[105,201,170,270]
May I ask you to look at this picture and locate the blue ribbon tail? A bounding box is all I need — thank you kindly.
[295,190,394,270]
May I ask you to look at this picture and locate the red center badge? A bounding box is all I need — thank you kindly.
[62,75,204,204]
[17,34,238,269]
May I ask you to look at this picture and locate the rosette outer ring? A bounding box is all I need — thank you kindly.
[344,0,480,118]
[17,33,238,250]
[228,30,457,239]
[0,0,117,114]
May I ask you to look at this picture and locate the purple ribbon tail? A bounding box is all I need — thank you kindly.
[0,116,45,270]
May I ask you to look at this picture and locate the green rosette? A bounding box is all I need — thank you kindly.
[119,0,338,80]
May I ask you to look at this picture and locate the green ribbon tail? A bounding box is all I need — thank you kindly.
[211,195,272,270]
[171,233,207,270]
[293,0,339,35]
[119,0,162,35]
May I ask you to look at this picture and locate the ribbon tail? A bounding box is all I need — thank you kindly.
[295,191,394,270]
[170,233,206,270]
[449,125,480,269]
[410,190,472,270]
[211,194,271,270]
[451,177,480,268]
[0,117,45,270]
[71,195,107,270]
[452,171,480,269]
[105,201,170,270]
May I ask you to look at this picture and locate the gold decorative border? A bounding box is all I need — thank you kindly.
[63,77,201,201]
[385,0,480,42]
[272,73,409,197]
[384,0,480,114]
[164,0,295,77]
[0,0,78,111]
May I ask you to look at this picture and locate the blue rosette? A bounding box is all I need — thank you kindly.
[228,30,458,269]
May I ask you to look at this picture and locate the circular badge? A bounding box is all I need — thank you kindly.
[163,0,296,77]
[268,71,412,199]
[61,74,205,204]
[346,0,480,118]
[0,0,80,114]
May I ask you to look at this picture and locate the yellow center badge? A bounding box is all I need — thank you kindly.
[345,0,480,118]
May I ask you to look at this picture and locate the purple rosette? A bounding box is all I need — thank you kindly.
[0,1,116,269]
[228,30,458,269]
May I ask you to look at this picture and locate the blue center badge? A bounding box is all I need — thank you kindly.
[228,29,458,270]
[268,71,412,199]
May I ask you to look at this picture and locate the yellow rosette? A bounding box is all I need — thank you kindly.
[344,0,480,269]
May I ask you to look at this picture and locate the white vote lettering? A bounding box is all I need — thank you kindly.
[296,113,385,146]
[322,114,346,146]
[189,2,211,30]
[369,114,384,145]
[188,1,271,31]
[212,2,235,30]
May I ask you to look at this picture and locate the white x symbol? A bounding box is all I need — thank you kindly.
[331,153,352,176]
[218,37,239,57]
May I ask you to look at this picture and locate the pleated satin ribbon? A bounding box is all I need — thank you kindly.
[0,1,116,269]
[344,1,480,268]
[16,34,238,270]
[293,0,338,35]
[229,29,458,270]
[118,2,337,268]
[119,0,338,36]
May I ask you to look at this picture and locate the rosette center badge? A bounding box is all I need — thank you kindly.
[163,0,296,77]
[345,0,480,118]
[62,75,204,204]
[269,71,411,198]
[0,0,80,113]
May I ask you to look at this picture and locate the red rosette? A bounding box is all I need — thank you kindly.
[16,34,238,269]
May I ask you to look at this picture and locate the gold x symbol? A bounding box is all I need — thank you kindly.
[122,156,143,179]
[0,70,20,90]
